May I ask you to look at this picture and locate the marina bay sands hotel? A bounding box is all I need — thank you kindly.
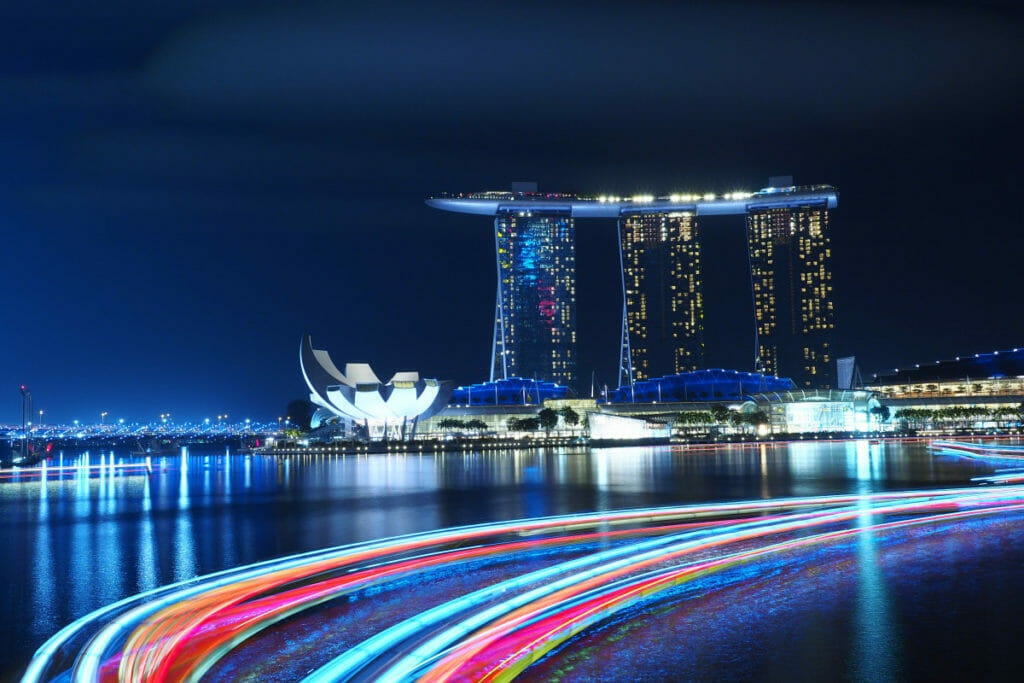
[427,177,837,391]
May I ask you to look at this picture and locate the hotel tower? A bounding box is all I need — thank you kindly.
[618,210,703,384]
[427,179,837,390]
[746,197,835,387]
[491,207,577,387]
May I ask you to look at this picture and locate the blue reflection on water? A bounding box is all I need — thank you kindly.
[174,452,195,583]
[138,474,157,592]
[852,440,902,680]
[31,470,56,640]
[2,440,1020,681]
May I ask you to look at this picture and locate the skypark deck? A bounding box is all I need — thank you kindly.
[426,184,838,218]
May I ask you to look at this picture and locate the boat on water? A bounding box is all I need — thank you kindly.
[931,440,1024,460]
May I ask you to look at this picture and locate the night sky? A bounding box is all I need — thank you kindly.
[1,0,1021,424]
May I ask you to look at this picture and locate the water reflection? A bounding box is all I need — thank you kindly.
[137,474,157,592]
[174,451,195,582]
[755,444,766,498]
[31,471,56,639]
[852,441,902,679]
[178,450,189,510]
[224,450,231,503]
[69,454,94,618]
[789,440,845,478]
[3,440,1013,680]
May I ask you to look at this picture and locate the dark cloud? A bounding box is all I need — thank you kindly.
[140,1,1022,127]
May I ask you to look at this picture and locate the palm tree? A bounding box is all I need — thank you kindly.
[538,408,558,434]
[520,417,541,432]
[438,417,464,432]
[710,404,731,425]
[559,406,580,431]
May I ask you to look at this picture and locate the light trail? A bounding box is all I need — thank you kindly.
[933,440,1024,484]
[420,501,1024,682]
[34,501,833,682]
[931,439,1024,462]
[22,485,1024,683]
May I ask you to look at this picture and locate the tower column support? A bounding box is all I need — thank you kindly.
[616,217,634,388]
[491,217,508,381]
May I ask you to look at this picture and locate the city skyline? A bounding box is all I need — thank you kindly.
[0,1,1021,422]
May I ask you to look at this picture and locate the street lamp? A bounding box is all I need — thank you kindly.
[38,409,43,426]
[100,411,108,425]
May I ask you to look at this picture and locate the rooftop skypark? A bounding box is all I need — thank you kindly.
[426,183,838,218]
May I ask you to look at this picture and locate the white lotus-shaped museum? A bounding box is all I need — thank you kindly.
[300,335,452,440]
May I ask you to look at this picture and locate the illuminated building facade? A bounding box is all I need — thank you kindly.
[747,199,834,388]
[450,377,570,406]
[492,209,577,386]
[619,211,703,383]
[427,181,837,391]
[606,369,794,403]
[869,347,1024,403]
[745,389,879,434]
[299,335,453,441]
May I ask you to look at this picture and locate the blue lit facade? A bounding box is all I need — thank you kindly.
[606,369,795,403]
[866,347,1024,417]
[492,210,576,387]
[871,347,1024,384]
[450,377,570,406]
